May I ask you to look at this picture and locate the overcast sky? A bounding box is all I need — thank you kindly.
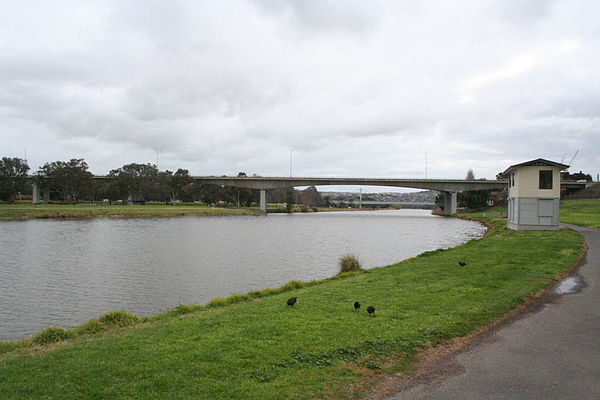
[1,0,599,191]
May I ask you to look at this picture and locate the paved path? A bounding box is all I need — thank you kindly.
[386,224,600,400]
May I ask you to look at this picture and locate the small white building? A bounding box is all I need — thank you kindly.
[504,158,569,231]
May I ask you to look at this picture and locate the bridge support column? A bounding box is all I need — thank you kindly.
[442,191,457,216]
[43,187,50,204]
[32,182,39,204]
[259,190,266,212]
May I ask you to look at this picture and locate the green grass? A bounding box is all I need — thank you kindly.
[560,199,600,229]
[0,203,255,219]
[0,217,585,399]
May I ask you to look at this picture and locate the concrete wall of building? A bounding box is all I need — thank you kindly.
[508,197,560,230]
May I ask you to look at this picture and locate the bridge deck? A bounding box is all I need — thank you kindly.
[190,176,508,192]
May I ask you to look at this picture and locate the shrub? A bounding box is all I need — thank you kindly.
[281,280,306,290]
[339,254,362,273]
[76,319,104,335]
[33,327,73,345]
[98,310,140,327]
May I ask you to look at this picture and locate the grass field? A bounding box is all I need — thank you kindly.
[560,199,600,229]
[0,203,256,218]
[0,203,358,219]
[0,215,585,399]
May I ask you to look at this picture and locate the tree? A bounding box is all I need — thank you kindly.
[561,170,593,182]
[109,163,158,201]
[0,157,30,203]
[458,168,490,209]
[496,171,508,180]
[92,178,120,202]
[286,187,294,213]
[295,186,323,207]
[458,189,490,209]
[38,159,93,204]
[465,169,475,180]
[162,168,193,204]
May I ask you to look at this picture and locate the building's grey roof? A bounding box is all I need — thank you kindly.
[503,158,570,174]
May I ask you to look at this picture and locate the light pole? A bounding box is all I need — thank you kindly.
[289,150,293,178]
[425,151,429,179]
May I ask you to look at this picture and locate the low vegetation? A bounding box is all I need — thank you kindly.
[560,199,600,229]
[339,254,363,273]
[0,214,585,399]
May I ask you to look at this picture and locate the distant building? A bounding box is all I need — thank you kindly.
[504,158,569,231]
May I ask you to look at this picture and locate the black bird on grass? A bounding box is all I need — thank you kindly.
[367,305,375,315]
[354,301,361,310]
[458,261,467,267]
[287,297,297,307]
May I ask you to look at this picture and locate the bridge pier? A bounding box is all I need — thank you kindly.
[32,182,39,204]
[31,183,49,204]
[259,190,266,212]
[441,191,457,215]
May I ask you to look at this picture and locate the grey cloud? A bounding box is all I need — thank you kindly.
[1,0,599,180]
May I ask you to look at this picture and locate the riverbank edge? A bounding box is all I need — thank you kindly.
[0,214,586,399]
[0,207,258,220]
[0,205,375,220]
[0,213,482,353]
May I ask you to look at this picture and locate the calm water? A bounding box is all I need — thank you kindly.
[0,210,485,340]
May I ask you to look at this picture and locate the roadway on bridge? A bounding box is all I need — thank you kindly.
[384,223,600,400]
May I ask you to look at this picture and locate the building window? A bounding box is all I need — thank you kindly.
[539,170,553,189]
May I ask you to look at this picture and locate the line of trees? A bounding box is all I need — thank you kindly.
[0,157,260,205]
[0,156,331,206]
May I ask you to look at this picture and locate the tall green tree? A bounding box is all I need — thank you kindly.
[458,189,490,209]
[0,157,30,203]
[170,169,193,204]
[109,163,158,201]
[38,159,93,204]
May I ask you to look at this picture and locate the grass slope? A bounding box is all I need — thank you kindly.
[560,199,600,229]
[0,218,584,399]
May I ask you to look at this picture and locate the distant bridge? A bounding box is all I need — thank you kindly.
[191,176,508,215]
[29,173,589,215]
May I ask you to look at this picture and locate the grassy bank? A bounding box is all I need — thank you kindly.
[560,199,600,229]
[0,203,256,219]
[0,203,360,219]
[0,214,585,399]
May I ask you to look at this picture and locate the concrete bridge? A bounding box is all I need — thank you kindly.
[191,176,508,215]
[30,175,508,215]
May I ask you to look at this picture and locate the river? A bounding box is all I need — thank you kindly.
[0,209,485,341]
